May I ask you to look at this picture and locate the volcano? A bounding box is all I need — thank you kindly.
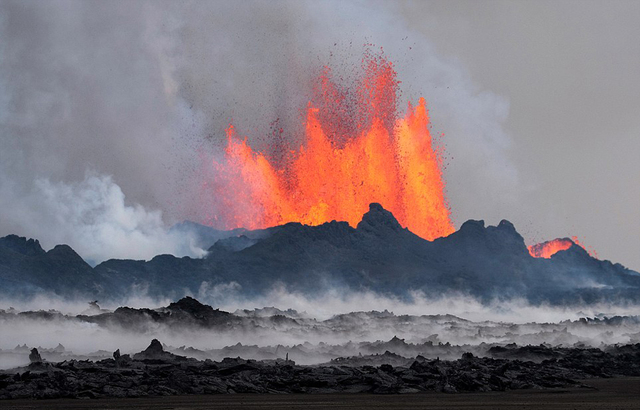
[0,51,633,306]
[201,50,454,241]
[1,203,638,305]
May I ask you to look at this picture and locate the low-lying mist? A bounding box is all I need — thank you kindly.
[3,285,640,369]
[5,283,639,322]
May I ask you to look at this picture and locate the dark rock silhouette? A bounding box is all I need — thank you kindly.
[5,340,640,399]
[132,339,188,362]
[356,202,404,236]
[28,348,42,363]
[145,339,163,355]
[132,339,165,360]
[0,235,45,256]
[1,204,639,304]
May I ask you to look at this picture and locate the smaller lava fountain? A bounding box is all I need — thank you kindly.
[528,238,575,259]
[528,236,597,259]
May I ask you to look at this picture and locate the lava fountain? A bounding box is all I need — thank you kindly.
[528,238,575,259]
[206,50,455,241]
[528,236,597,259]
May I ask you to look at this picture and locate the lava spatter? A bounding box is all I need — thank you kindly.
[207,50,454,241]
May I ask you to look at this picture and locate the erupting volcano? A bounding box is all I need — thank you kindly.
[203,50,599,256]
[206,51,454,241]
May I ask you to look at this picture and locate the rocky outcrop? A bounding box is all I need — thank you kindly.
[28,348,42,364]
[132,339,188,362]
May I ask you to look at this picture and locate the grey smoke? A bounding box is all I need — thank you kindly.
[0,1,635,267]
[0,173,206,263]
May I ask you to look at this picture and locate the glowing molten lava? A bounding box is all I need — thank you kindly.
[528,236,597,259]
[528,238,574,259]
[208,51,454,241]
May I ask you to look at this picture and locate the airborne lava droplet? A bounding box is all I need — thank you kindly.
[207,50,454,241]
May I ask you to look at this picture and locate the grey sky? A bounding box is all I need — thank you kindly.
[398,0,640,267]
[0,0,638,269]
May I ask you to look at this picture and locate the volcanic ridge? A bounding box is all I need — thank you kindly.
[0,203,638,305]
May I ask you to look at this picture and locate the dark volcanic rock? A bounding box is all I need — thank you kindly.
[356,203,404,236]
[132,339,190,363]
[28,348,42,363]
[5,341,640,399]
[78,297,237,332]
[0,235,96,296]
[0,235,45,257]
[140,339,163,357]
[1,204,639,304]
[165,296,232,326]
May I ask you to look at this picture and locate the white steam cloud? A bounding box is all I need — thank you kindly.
[0,0,518,256]
[0,172,206,263]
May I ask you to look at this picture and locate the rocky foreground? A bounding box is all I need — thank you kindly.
[3,340,640,399]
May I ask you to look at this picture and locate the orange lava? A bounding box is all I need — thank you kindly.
[208,51,454,241]
[528,238,574,259]
[529,236,598,259]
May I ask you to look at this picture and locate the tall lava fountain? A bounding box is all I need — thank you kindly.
[205,50,454,241]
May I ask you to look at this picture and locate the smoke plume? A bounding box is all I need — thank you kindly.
[0,0,517,262]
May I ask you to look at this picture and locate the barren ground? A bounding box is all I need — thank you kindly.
[2,377,640,410]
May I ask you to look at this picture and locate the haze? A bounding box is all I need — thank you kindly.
[0,0,638,269]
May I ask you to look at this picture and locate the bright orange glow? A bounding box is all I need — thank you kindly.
[207,51,455,241]
[529,236,598,259]
[528,238,574,259]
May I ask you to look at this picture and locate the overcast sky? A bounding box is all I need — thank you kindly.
[0,0,638,269]
[399,0,640,268]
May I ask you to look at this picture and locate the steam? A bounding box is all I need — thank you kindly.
[193,284,640,324]
[3,286,640,370]
[0,172,206,263]
[4,284,637,324]
[0,0,518,253]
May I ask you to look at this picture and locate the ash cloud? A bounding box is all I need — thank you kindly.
[0,0,518,261]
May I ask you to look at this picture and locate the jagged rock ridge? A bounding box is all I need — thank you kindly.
[1,204,638,304]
